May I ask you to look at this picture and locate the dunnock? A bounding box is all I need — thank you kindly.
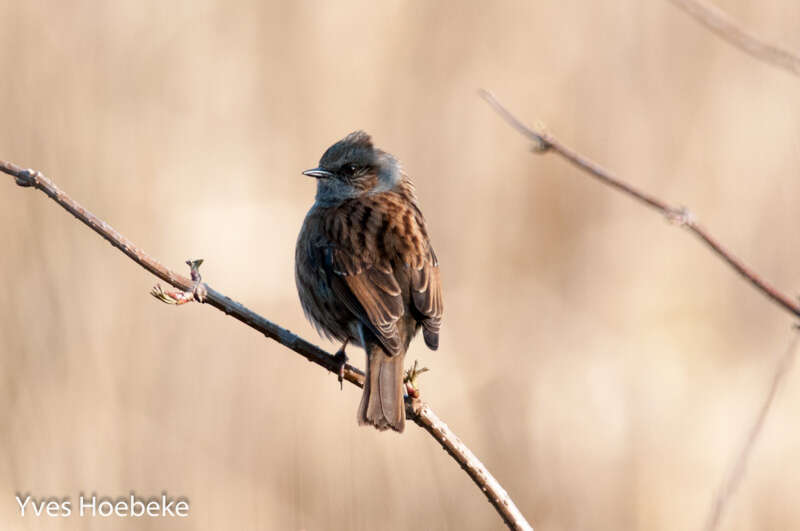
[295,131,442,432]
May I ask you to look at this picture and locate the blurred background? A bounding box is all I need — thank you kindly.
[1,1,799,529]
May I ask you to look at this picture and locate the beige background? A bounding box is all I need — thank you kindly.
[2,1,800,529]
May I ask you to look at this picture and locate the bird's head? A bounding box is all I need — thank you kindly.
[303,131,402,206]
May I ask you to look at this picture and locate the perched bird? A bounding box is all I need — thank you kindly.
[295,131,443,432]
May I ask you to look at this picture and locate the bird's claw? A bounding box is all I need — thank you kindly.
[333,346,348,390]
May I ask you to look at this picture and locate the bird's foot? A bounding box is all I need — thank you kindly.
[333,342,349,390]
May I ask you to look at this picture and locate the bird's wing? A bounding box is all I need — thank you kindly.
[319,195,441,356]
[409,245,443,350]
[326,247,405,356]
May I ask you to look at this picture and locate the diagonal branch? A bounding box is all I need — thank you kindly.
[1,159,533,531]
[478,90,800,320]
[668,0,800,77]
[704,328,800,531]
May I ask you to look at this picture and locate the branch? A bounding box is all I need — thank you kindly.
[668,0,800,77]
[478,90,800,320]
[1,159,533,531]
[704,328,800,531]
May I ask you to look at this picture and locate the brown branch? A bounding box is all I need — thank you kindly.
[478,90,800,320]
[668,0,800,77]
[704,328,800,531]
[1,159,533,531]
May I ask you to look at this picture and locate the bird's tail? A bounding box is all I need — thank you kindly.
[357,344,405,432]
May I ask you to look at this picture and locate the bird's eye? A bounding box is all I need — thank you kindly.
[344,164,358,175]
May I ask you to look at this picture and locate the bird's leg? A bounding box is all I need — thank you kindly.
[333,340,349,390]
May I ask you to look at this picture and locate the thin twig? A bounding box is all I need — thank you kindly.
[668,0,800,77]
[478,90,800,320]
[704,328,800,531]
[1,159,533,531]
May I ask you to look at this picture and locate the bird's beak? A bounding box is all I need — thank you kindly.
[302,167,335,179]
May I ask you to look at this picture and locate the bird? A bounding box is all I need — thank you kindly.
[295,131,443,432]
